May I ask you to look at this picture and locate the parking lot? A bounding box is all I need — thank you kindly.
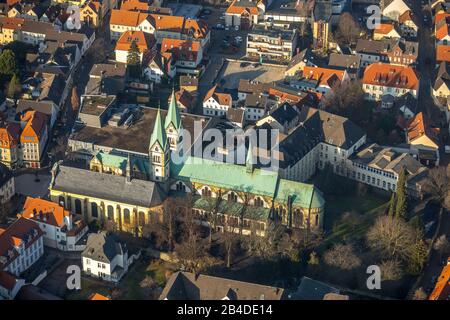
[218,60,287,89]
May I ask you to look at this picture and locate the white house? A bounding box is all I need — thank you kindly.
[203,85,232,117]
[82,232,131,283]
[0,218,44,277]
[0,271,25,300]
[20,197,89,251]
[382,0,411,21]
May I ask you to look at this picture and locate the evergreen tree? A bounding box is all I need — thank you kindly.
[127,40,141,78]
[395,167,408,219]
[388,192,396,216]
[0,49,17,76]
[7,74,19,99]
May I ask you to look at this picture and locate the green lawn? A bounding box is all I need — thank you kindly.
[322,193,389,247]
[65,259,171,300]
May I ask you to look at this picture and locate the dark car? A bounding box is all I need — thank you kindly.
[240,62,250,68]
[202,9,212,15]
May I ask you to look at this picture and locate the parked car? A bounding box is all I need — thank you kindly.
[240,62,251,68]
[202,9,212,15]
[234,25,239,31]
[215,23,225,30]
[225,26,230,31]
[235,36,243,42]
[252,63,261,68]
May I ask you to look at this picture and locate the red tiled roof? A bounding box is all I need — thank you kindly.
[407,112,440,145]
[20,111,47,145]
[115,30,155,52]
[429,263,450,300]
[436,45,450,63]
[203,85,231,106]
[0,218,43,269]
[226,0,259,15]
[362,63,419,91]
[0,123,20,149]
[89,293,111,300]
[0,271,17,290]
[161,38,201,63]
[374,22,395,35]
[21,197,70,228]
[303,66,346,88]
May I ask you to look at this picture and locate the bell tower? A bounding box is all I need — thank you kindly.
[149,107,170,182]
[165,88,182,151]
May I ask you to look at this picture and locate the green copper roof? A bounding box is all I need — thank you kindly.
[95,152,127,171]
[171,156,279,197]
[150,108,167,150]
[165,89,181,130]
[94,152,150,175]
[172,157,325,210]
[275,179,325,209]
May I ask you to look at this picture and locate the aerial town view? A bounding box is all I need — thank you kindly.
[0,0,449,308]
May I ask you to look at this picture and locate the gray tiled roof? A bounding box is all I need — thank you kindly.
[82,232,126,263]
[160,272,285,300]
[51,164,166,207]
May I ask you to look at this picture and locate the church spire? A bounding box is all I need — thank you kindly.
[165,87,181,130]
[149,104,167,150]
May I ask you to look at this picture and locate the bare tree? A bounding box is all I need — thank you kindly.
[163,197,180,251]
[323,243,362,270]
[423,165,450,209]
[222,216,241,268]
[379,259,403,281]
[335,12,361,45]
[412,287,428,300]
[320,80,365,118]
[433,235,450,261]
[203,193,220,244]
[71,86,79,114]
[367,215,417,260]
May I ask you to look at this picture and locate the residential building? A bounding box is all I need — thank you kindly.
[109,9,210,48]
[275,106,367,184]
[362,63,420,100]
[284,48,317,77]
[0,163,14,204]
[256,102,299,134]
[246,24,298,62]
[243,93,268,121]
[203,85,232,117]
[0,123,20,169]
[356,38,418,67]
[292,277,341,300]
[398,10,418,38]
[142,50,169,83]
[301,66,348,95]
[171,89,195,113]
[20,197,89,251]
[0,270,25,300]
[0,217,44,277]
[436,45,450,64]
[435,13,450,45]
[160,38,203,75]
[225,0,264,30]
[346,143,428,195]
[373,22,401,40]
[80,1,101,27]
[382,0,411,21]
[20,111,48,169]
[328,53,361,79]
[82,231,130,283]
[432,62,450,106]
[312,0,332,50]
[160,272,285,300]
[406,112,440,166]
[114,30,155,63]
[85,62,127,96]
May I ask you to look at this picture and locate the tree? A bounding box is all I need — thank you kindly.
[7,74,19,99]
[222,219,239,268]
[323,243,362,270]
[0,49,18,76]
[0,199,12,224]
[308,251,319,266]
[71,86,80,114]
[379,259,403,281]
[423,165,450,209]
[367,215,416,261]
[162,197,180,251]
[335,12,361,45]
[127,40,141,78]
[388,192,396,217]
[433,235,450,261]
[395,167,408,219]
[320,80,365,119]
[412,287,427,300]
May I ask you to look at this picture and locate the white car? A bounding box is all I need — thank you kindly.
[235,36,243,42]
[234,25,239,31]
[225,26,230,31]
